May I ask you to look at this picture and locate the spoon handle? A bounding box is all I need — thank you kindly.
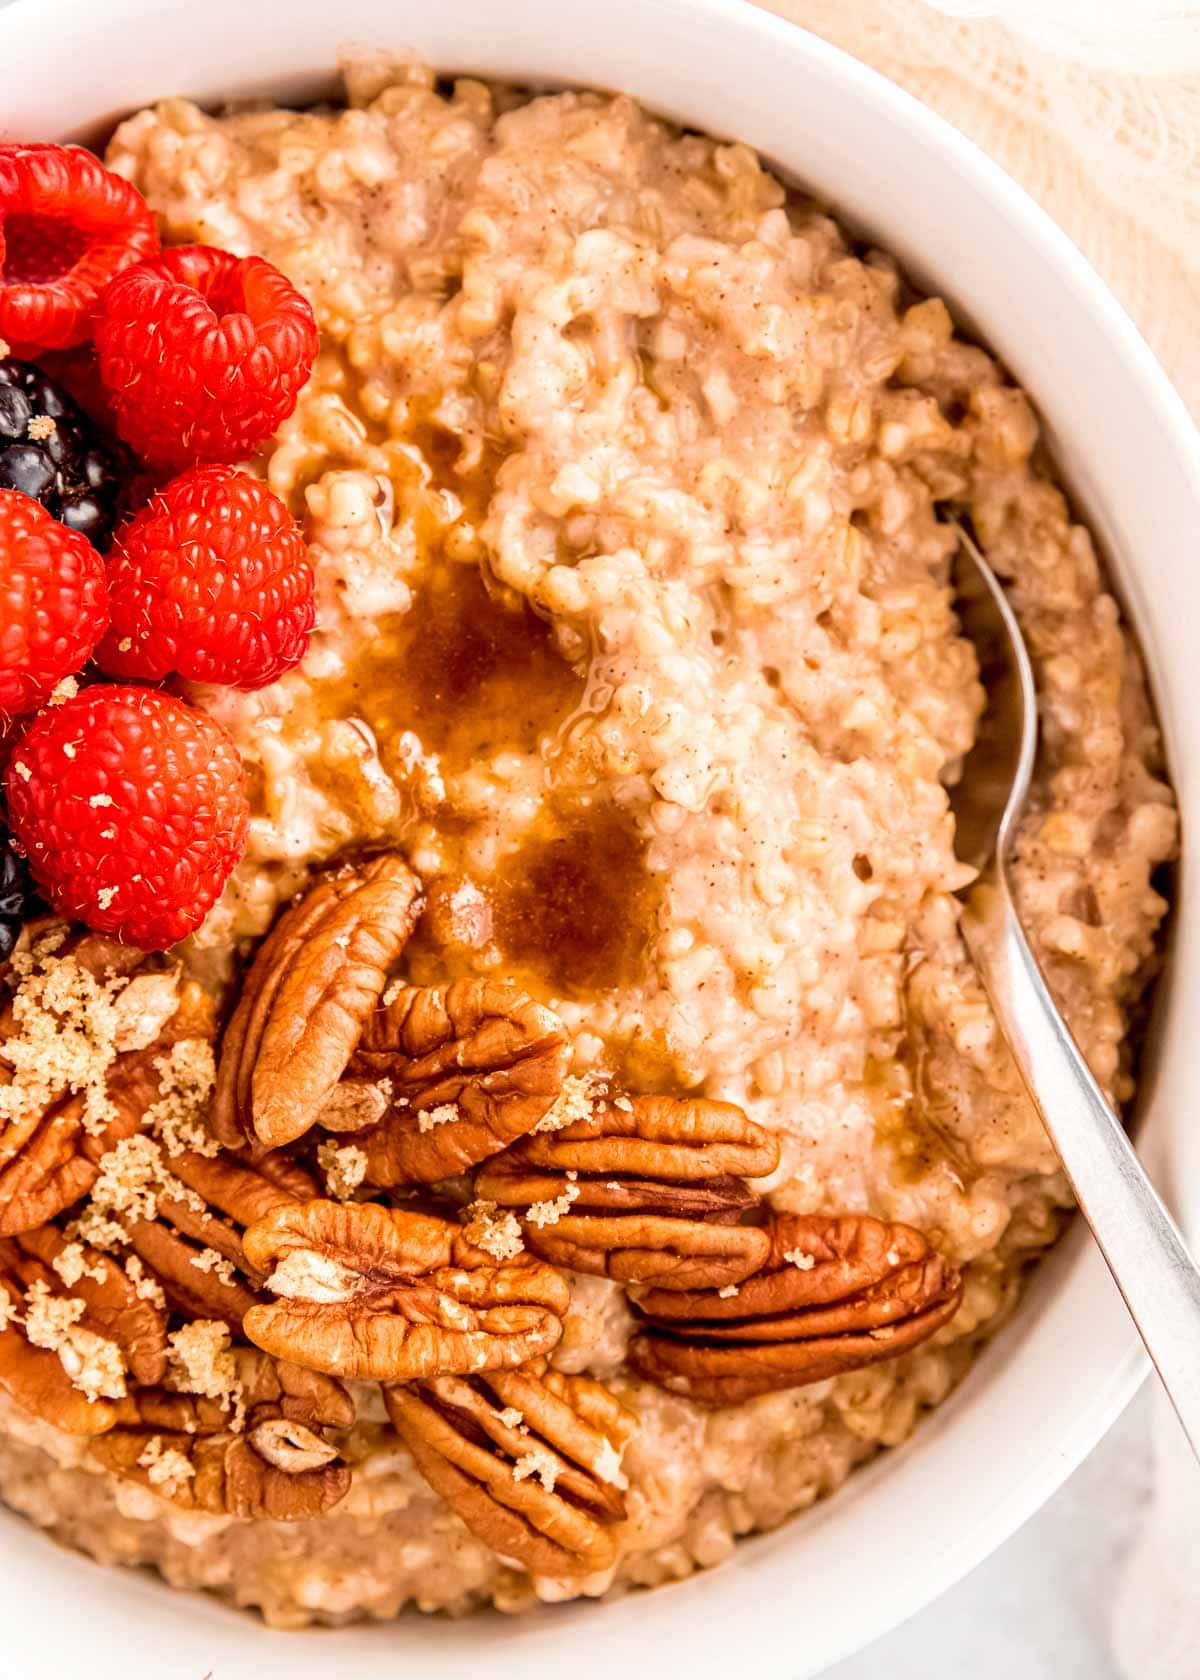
[962,876,1200,1460]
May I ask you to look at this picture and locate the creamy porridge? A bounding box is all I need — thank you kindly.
[0,54,1176,1625]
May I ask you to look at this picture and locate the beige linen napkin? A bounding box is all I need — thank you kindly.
[750,2,1200,1671]
[752,0,1200,421]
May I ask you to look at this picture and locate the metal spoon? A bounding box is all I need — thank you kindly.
[949,522,1200,1458]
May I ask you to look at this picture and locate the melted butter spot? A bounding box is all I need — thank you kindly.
[327,563,583,778]
[490,800,663,1000]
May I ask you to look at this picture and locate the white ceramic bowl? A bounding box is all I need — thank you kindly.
[3,1,1198,1674]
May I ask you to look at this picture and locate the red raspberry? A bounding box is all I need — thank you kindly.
[5,684,249,950]
[94,245,318,470]
[0,144,159,353]
[96,466,315,690]
[0,487,109,716]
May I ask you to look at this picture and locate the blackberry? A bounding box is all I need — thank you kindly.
[0,826,40,964]
[0,357,126,549]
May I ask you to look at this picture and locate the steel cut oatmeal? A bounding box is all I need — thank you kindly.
[0,53,1176,1624]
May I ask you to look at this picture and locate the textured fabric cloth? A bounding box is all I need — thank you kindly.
[751,4,1200,1674]
[753,0,1200,418]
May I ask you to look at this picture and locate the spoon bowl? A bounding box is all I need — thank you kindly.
[948,523,1036,874]
[950,522,1200,1459]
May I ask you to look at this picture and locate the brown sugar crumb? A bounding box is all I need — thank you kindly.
[535,1071,606,1134]
[27,416,56,442]
[782,1250,816,1271]
[0,1283,17,1333]
[496,1407,524,1430]
[70,1207,129,1253]
[50,1242,107,1290]
[74,1130,207,1256]
[21,1279,85,1348]
[86,1135,180,1234]
[168,1321,242,1419]
[416,1102,458,1133]
[524,1174,579,1229]
[512,1445,559,1493]
[138,1436,195,1495]
[146,1038,219,1157]
[189,1248,239,1288]
[58,1328,127,1403]
[22,1279,126,1402]
[317,1140,368,1201]
[463,1199,525,1262]
[123,1254,167,1310]
[0,929,131,1135]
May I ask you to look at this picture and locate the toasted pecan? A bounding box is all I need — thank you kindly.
[125,1147,318,1333]
[91,1347,354,1519]
[0,943,193,1238]
[320,979,570,1184]
[213,854,423,1151]
[16,1224,168,1386]
[90,1427,350,1519]
[0,1093,118,1240]
[473,1094,779,1291]
[0,1225,168,1435]
[241,1199,569,1382]
[385,1363,636,1576]
[628,1212,964,1405]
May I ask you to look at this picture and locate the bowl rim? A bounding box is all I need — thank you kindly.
[0,0,1195,1673]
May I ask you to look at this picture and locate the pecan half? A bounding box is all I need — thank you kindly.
[473,1095,779,1291]
[91,1347,353,1519]
[0,1093,121,1240]
[0,949,207,1238]
[628,1212,964,1405]
[213,853,424,1151]
[125,1147,318,1333]
[0,1225,168,1435]
[384,1363,637,1576]
[319,979,570,1184]
[242,1200,570,1382]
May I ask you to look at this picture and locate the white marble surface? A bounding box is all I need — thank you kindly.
[823,1384,1156,1678]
